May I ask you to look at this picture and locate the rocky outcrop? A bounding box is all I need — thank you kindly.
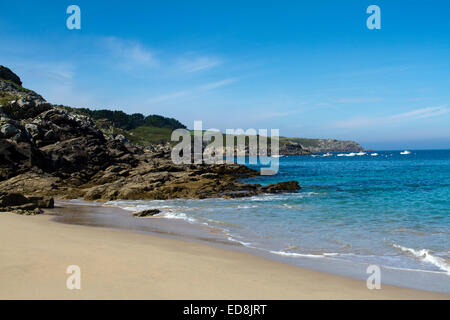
[0,192,54,215]
[0,67,301,207]
[261,181,301,193]
[0,66,22,86]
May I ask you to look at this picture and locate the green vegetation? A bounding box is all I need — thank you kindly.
[57,106,187,146]
[76,108,186,131]
[127,126,175,145]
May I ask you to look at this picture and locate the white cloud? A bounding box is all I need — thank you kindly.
[176,56,222,73]
[103,36,158,69]
[334,97,381,103]
[389,106,449,121]
[147,78,237,105]
[198,78,237,91]
[334,106,450,129]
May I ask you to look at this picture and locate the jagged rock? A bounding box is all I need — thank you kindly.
[132,209,161,217]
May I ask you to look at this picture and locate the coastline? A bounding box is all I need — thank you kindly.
[0,205,448,300]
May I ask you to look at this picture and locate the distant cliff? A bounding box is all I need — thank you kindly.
[279,137,363,154]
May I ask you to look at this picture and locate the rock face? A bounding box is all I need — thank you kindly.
[0,67,301,206]
[279,142,311,155]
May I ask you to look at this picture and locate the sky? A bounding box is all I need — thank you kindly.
[0,0,449,150]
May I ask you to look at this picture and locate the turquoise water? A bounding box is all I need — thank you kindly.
[108,150,450,278]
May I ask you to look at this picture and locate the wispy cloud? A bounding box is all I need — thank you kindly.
[102,37,223,76]
[334,97,382,103]
[176,56,222,73]
[147,78,237,105]
[198,78,237,91]
[103,36,158,70]
[334,106,450,129]
[389,106,450,120]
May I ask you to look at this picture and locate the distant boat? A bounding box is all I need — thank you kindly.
[337,153,345,157]
[271,154,284,158]
[371,153,378,156]
[322,153,333,157]
[345,153,356,157]
[400,150,411,155]
[356,152,367,156]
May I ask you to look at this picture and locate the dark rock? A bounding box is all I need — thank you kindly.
[261,181,301,193]
[0,123,19,138]
[28,196,54,208]
[0,65,22,86]
[132,209,161,217]
[0,192,54,214]
[0,192,30,207]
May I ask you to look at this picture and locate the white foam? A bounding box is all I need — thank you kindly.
[393,244,450,274]
[158,212,197,223]
[269,250,339,259]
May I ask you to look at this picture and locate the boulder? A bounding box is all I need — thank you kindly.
[0,123,19,138]
[0,192,30,207]
[261,181,301,193]
[0,192,54,214]
[132,209,161,217]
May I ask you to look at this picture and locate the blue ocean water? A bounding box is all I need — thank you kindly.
[107,150,450,277]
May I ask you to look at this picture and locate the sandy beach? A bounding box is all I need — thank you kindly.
[0,211,448,300]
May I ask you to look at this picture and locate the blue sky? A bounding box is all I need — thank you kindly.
[0,0,449,149]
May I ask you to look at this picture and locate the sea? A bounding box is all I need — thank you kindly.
[60,149,450,293]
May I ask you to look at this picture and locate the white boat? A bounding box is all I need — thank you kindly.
[322,153,333,157]
[337,154,345,157]
[345,153,356,157]
[400,150,411,155]
[271,154,284,158]
[356,152,367,156]
[371,153,378,156]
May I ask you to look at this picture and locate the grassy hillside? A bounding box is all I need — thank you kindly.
[57,106,186,145]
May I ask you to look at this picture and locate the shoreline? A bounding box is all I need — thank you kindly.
[0,205,448,299]
[52,199,450,294]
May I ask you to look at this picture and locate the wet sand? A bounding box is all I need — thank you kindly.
[0,208,448,300]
